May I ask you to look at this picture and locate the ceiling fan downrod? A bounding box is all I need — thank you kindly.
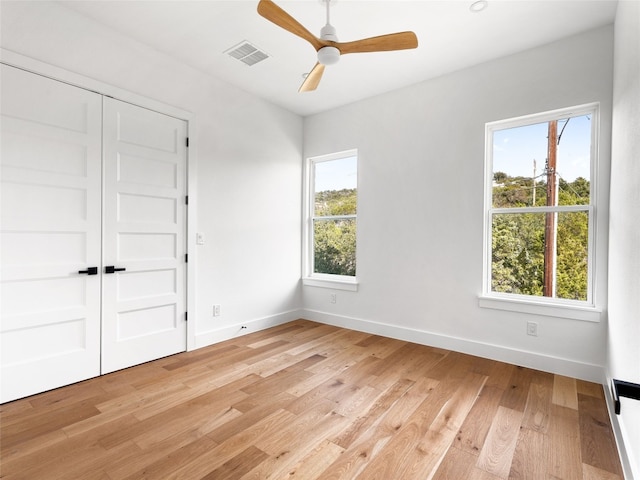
[318,0,340,65]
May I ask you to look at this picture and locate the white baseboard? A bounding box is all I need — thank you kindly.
[193,309,303,349]
[301,309,605,383]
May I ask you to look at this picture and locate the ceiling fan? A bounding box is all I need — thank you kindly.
[257,0,418,92]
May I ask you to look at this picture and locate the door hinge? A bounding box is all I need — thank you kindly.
[186,137,189,147]
[185,195,189,205]
[185,312,188,322]
[185,253,188,263]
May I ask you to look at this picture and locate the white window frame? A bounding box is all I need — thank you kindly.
[480,103,601,321]
[303,149,358,291]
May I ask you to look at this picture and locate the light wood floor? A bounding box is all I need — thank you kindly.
[0,320,624,480]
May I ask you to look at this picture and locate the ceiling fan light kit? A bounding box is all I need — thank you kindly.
[317,46,340,65]
[257,0,418,92]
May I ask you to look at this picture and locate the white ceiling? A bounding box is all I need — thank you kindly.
[57,0,617,116]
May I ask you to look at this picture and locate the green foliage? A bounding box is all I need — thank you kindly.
[492,213,544,296]
[314,189,357,276]
[315,189,357,216]
[555,211,589,300]
[493,172,590,209]
[491,175,589,300]
[314,219,356,276]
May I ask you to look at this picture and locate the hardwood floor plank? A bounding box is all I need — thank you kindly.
[206,391,296,444]
[332,378,415,449]
[548,404,583,479]
[1,400,101,449]
[577,380,605,399]
[122,435,218,480]
[354,371,481,479]
[582,463,622,480]
[499,366,534,412]
[171,409,297,479]
[553,374,579,410]
[521,379,553,433]
[354,334,406,359]
[0,427,68,466]
[368,342,444,389]
[255,398,338,455]
[476,406,524,478]
[104,413,235,478]
[250,404,351,479]
[201,445,270,480]
[483,359,517,390]
[322,377,439,479]
[578,393,625,477]
[280,439,345,479]
[401,372,488,479]
[455,385,504,456]
[0,320,624,480]
[432,445,479,479]
[161,343,239,371]
[508,425,548,479]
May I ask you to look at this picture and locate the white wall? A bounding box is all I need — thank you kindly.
[608,1,640,478]
[303,26,614,382]
[0,1,304,347]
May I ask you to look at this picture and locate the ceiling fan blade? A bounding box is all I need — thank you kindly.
[257,0,324,51]
[337,31,418,55]
[299,63,326,92]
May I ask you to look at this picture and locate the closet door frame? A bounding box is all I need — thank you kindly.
[1,49,198,353]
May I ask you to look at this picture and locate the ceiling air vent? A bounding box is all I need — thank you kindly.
[226,41,269,66]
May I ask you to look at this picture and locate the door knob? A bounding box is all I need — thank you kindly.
[78,267,98,275]
[104,266,126,274]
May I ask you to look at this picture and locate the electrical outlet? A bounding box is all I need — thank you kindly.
[196,232,205,245]
[527,321,538,336]
[330,293,337,304]
[213,304,221,317]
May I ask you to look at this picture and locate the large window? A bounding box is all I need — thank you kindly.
[483,104,598,308]
[305,150,357,287]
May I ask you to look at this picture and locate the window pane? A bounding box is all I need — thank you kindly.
[556,211,589,300]
[491,211,588,300]
[313,218,356,276]
[314,156,357,216]
[492,115,591,208]
[491,213,545,296]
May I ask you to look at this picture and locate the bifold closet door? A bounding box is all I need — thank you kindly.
[0,64,102,403]
[101,98,187,374]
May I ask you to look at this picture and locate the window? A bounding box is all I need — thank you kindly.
[482,104,598,312]
[304,150,358,289]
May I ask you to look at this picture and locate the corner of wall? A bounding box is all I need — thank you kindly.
[193,309,304,350]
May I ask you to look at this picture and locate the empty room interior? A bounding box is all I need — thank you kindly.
[0,0,638,479]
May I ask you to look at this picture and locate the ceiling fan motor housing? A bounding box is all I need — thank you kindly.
[318,46,340,65]
[318,24,339,65]
[320,23,338,42]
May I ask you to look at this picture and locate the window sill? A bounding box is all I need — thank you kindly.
[302,276,359,292]
[478,295,602,322]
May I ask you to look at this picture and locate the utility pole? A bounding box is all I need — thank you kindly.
[543,120,558,297]
[532,159,537,206]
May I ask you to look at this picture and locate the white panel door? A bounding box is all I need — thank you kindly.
[0,65,102,402]
[101,98,187,374]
